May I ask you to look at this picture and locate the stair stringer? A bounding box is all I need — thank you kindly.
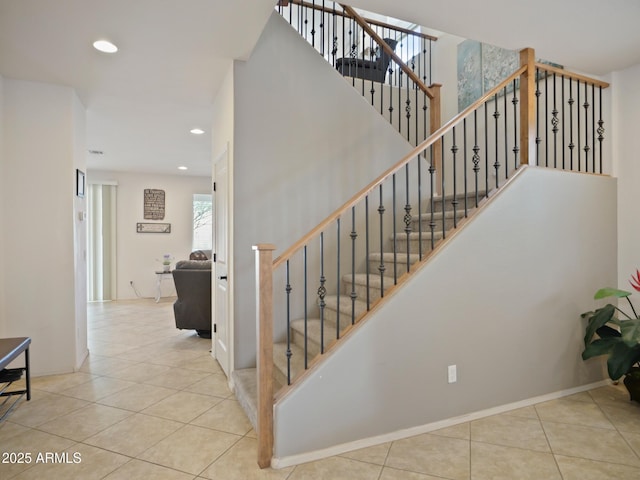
[272,166,617,466]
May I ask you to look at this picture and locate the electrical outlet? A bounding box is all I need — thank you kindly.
[448,365,457,384]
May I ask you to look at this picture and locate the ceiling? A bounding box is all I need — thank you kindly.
[1,0,638,177]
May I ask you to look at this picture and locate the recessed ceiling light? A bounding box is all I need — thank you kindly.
[190,128,205,135]
[178,166,188,171]
[93,40,118,53]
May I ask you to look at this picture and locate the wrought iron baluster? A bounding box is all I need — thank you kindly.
[493,93,500,188]
[551,73,559,169]
[484,101,489,197]
[365,195,370,310]
[569,79,575,170]
[336,218,340,339]
[311,0,315,48]
[503,85,508,180]
[463,118,469,217]
[303,245,308,369]
[591,83,596,173]
[535,68,541,166]
[285,260,292,385]
[512,79,519,170]
[417,154,423,260]
[378,185,386,299]
[392,174,397,283]
[562,75,566,169]
[451,126,459,228]
[544,70,549,167]
[404,163,412,273]
[473,110,481,208]
[318,232,326,354]
[583,81,590,172]
[350,207,357,325]
[429,145,436,250]
[441,135,446,238]
[577,79,581,171]
[597,86,604,174]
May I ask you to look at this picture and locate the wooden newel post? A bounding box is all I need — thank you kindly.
[429,84,443,195]
[519,48,536,166]
[253,243,276,469]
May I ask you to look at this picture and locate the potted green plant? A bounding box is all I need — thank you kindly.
[581,270,640,403]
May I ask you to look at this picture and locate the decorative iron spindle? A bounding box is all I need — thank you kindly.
[417,154,423,260]
[404,163,412,273]
[463,118,469,217]
[598,87,604,174]
[544,70,549,167]
[569,80,575,170]
[473,110,481,208]
[503,86,508,179]
[318,232,326,354]
[451,127,459,228]
[535,68,541,165]
[493,94,500,188]
[429,146,436,250]
[378,185,385,298]
[285,260,292,384]
[350,207,357,325]
[512,79,519,170]
[335,217,341,338]
[577,79,581,171]
[303,245,308,369]
[365,195,370,310]
[392,174,398,283]
[583,81,590,171]
[551,73,559,169]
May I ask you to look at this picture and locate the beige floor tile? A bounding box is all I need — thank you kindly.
[200,437,294,480]
[288,456,382,480]
[143,367,210,390]
[104,362,174,383]
[178,354,224,374]
[138,424,241,475]
[6,391,89,427]
[84,412,182,457]
[339,442,391,465]
[38,403,133,441]
[183,373,232,398]
[385,433,470,480]
[31,372,96,393]
[142,391,222,423]
[564,391,596,403]
[599,404,640,434]
[103,459,197,480]
[619,430,640,457]
[78,356,139,376]
[146,349,204,368]
[470,413,550,452]
[555,454,640,480]
[589,384,635,409]
[0,421,31,441]
[542,421,640,467]
[190,399,253,435]
[470,441,561,480]
[96,383,178,412]
[430,422,470,440]
[535,398,614,429]
[88,341,136,357]
[379,467,444,479]
[9,443,129,480]
[502,405,539,420]
[0,428,76,478]
[60,376,137,402]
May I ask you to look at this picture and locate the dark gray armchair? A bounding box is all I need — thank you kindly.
[172,259,212,338]
[335,38,398,83]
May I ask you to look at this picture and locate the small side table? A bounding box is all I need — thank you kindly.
[155,271,174,302]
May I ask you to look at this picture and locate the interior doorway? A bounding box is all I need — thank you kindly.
[87,182,117,301]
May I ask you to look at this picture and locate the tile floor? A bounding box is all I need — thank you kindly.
[1,299,640,479]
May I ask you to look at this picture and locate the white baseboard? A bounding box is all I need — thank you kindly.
[270,379,611,469]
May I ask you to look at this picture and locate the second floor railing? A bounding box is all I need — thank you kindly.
[277,0,441,148]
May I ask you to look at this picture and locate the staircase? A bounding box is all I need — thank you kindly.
[272,192,481,386]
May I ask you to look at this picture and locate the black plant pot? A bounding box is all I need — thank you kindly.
[623,369,640,403]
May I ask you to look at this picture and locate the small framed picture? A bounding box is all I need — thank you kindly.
[76,169,85,198]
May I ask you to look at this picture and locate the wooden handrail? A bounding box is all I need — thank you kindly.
[273,65,529,269]
[340,4,436,100]
[535,62,610,89]
[278,0,438,42]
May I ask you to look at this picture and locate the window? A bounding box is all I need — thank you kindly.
[192,194,213,251]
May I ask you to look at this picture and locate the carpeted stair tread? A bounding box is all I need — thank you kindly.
[343,273,395,288]
[324,295,369,316]
[369,252,421,265]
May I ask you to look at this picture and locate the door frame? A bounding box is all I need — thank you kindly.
[212,144,234,378]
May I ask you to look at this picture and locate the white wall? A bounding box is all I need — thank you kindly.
[612,63,640,292]
[274,167,617,460]
[88,170,211,300]
[231,12,414,369]
[1,78,86,375]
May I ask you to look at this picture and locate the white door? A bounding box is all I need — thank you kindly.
[213,148,232,377]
